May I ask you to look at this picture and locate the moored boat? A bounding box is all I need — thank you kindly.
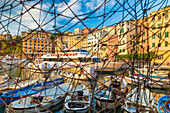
[64,84,92,113]
[157,95,170,113]
[125,71,170,88]
[123,85,157,113]
[0,77,64,105]
[6,82,72,113]
[94,76,128,110]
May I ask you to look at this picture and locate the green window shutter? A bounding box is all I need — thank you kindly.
[122,28,124,33]
[158,24,161,28]
[123,49,125,52]
[165,41,168,47]
[152,34,155,39]
[152,25,155,30]
[120,29,121,33]
[165,32,169,37]
[133,48,135,51]
[119,35,121,38]
[143,32,145,36]
[119,49,121,52]
[152,43,155,47]
[158,33,161,38]
[144,40,146,43]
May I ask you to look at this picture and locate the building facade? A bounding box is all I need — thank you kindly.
[21,30,52,58]
[148,6,170,64]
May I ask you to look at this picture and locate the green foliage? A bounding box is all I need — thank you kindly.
[0,36,22,58]
[116,52,156,60]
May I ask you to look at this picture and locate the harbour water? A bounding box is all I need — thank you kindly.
[0,63,169,113]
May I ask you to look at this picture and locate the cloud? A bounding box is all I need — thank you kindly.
[55,0,83,23]
[0,1,60,35]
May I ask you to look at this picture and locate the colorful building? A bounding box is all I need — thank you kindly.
[148,6,170,64]
[21,30,52,58]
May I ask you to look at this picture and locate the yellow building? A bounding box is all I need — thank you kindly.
[21,30,52,59]
[148,6,170,64]
[0,33,12,40]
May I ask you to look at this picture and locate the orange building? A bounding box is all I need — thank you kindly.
[107,35,118,59]
[0,33,12,40]
[21,30,52,59]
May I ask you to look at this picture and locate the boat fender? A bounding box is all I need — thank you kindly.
[30,100,34,104]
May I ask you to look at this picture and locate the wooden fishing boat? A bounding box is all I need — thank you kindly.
[0,79,36,92]
[94,76,128,110]
[123,86,157,113]
[0,77,64,105]
[6,82,72,113]
[124,71,170,88]
[64,84,93,113]
[157,95,170,113]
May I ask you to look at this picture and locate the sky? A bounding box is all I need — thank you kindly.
[0,0,169,35]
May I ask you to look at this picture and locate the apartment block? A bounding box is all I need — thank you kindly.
[21,30,52,59]
[148,6,170,64]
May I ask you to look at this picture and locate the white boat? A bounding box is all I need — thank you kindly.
[28,49,101,72]
[64,84,92,113]
[0,79,37,93]
[123,85,157,113]
[94,76,128,110]
[0,74,8,84]
[2,55,21,65]
[6,83,72,113]
[125,71,170,88]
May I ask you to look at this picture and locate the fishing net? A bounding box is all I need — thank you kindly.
[0,0,169,112]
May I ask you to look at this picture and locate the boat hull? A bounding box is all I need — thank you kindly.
[65,106,89,113]
[6,97,64,113]
[0,78,64,105]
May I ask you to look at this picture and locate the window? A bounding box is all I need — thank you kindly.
[133,48,135,51]
[165,22,168,27]
[158,16,161,20]
[30,40,32,42]
[25,43,27,45]
[143,40,146,43]
[158,33,161,38]
[119,35,121,38]
[119,49,121,52]
[152,34,155,39]
[25,50,27,52]
[152,43,155,47]
[165,14,168,18]
[130,35,132,38]
[152,17,155,21]
[165,32,169,37]
[122,28,124,33]
[152,25,155,30]
[158,24,161,28]
[38,41,40,43]
[34,41,36,43]
[123,49,125,52]
[143,32,145,36]
[165,41,168,47]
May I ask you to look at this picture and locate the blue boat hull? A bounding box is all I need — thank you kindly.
[0,77,64,105]
[157,95,170,113]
